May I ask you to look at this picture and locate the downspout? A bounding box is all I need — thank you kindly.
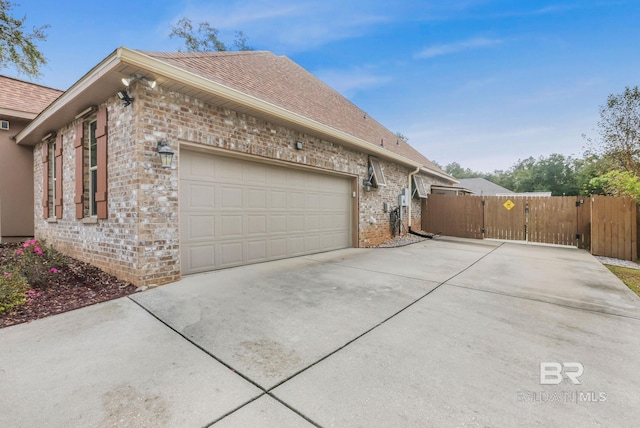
[407,166,420,233]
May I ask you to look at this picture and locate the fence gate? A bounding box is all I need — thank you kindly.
[483,196,526,241]
[528,196,582,246]
[422,194,637,260]
[591,196,637,261]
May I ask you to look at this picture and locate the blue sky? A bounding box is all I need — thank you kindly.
[5,0,640,172]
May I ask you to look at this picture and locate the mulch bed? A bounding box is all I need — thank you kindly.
[1,242,138,329]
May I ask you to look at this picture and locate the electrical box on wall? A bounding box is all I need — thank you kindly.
[0,120,9,130]
[383,202,390,212]
[398,188,409,207]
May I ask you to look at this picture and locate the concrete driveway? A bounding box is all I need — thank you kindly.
[2,238,640,427]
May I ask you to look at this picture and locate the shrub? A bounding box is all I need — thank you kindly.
[0,271,29,314]
[13,239,66,288]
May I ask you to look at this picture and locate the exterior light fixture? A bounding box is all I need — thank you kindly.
[295,141,303,150]
[363,166,374,192]
[122,73,157,89]
[117,90,133,107]
[157,140,174,168]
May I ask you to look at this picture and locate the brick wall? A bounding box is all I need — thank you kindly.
[34,82,451,285]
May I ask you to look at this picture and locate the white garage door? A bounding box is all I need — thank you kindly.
[180,149,353,274]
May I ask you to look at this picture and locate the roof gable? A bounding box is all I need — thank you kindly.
[138,50,446,176]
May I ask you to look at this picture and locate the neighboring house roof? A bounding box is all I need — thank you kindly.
[501,192,552,197]
[0,75,62,119]
[139,50,446,177]
[457,178,514,196]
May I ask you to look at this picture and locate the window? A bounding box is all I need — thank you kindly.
[75,106,107,220]
[369,157,387,187]
[88,119,98,217]
[413,175,429,198]
[48,140,56,216]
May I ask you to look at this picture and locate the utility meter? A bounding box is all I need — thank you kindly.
[398,188,409,207]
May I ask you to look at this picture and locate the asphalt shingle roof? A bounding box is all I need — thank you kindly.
[0,75,62,116]
[457,178,514,196]
[139,50,446,175]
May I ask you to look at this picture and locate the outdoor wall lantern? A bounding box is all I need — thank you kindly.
[116,90,133,107]
[363,179,373,192]
[362,166,374,192]
[157,140,175,168]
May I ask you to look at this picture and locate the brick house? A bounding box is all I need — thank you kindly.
[16,47,455,286]
[0,75,62,242]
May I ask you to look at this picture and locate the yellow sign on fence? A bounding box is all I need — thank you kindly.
[503,199,515,211]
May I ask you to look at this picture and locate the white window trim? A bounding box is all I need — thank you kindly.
[88,119,98,217]
[48,138,56,219]
[369,157,387,187]
[413,175,429,199]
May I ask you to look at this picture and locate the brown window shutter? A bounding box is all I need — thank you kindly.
[55,135,63,219]
[42,145,49,219]
[95,107,108,219]
[74,123,84,219]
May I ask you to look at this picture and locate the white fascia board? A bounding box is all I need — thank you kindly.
[420,166,458,183]
[15,50,121,145]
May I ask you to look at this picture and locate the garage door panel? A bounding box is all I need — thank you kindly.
[184,183,215,210]
[269,169,287,186]
[270,239,287,257]
[270,191,287,209]
[288,215,305,232]
[183,214,215,241]
[248,189,267,209]
[184,155,215,181]
[244,163,268,183]
[221,215,243,236]
[289,236,305,255]
[180,149,352,274]
[270,215,287,233]
[219,242,243,266]
[305,214,321,231]
[247,240,267,262]
[185,244,215,273]
[305,235,321,252]
[221,186,244,209]
[216,158,243,182]
[288,192,305,209]
[248,215,267,234]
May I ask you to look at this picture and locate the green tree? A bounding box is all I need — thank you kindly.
[589,170,640,202]
[444,162,484,179]
[573,153,607,195]
[169,18,253,52]
[589,86,640,173]
[488,154,585,196]
[0,0,48,76]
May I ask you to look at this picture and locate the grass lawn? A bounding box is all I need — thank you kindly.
[606,265,640,297]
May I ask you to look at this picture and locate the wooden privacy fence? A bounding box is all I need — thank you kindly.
[422,194,637,261]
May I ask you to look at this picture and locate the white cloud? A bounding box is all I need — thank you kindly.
[171,0,394,52]
[314,67,392,98]
[416,37,503,59]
